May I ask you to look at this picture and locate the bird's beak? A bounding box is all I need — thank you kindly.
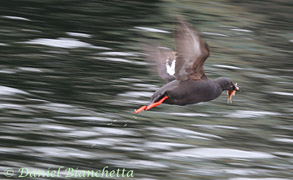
[227,83,239,104]
[232,83,240,91]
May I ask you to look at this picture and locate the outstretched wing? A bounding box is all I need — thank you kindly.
[144,44,177,81]
[174,20,210,80]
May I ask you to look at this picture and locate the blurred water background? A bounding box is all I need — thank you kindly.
[0,0,293,179]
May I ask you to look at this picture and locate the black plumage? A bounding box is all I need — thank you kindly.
[134,20,239,114]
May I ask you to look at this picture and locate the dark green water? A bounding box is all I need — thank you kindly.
[0,1,293,180]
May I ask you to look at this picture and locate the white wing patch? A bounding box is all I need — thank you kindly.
[166,58,176,76]
[193,36,201,55]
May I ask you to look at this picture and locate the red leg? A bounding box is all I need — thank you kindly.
[146,96,168,110]
[134,96,169,114]
[134,105,147,114]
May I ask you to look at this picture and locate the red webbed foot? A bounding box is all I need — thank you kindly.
[134,96,169,114]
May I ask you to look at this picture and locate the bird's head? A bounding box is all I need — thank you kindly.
[215,77,240,103]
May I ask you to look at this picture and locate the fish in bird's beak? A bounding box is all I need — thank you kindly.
[227,83,239,104]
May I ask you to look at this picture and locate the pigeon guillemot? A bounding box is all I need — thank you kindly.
[134,20,239,114]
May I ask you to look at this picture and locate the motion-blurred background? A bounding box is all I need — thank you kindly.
[0,0,292,179]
